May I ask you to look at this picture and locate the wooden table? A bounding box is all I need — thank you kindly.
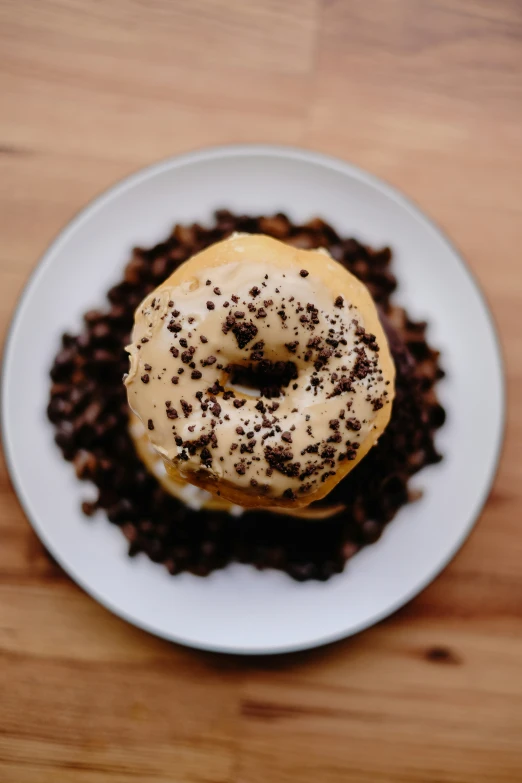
[1,2,521,781]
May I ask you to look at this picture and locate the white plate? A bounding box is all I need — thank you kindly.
[1,145,505,655]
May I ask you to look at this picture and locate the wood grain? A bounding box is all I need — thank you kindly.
[1,1,521,781]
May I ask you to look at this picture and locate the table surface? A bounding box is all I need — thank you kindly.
[1,1,521,781]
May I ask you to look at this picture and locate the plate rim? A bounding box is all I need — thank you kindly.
[1,143,507,655]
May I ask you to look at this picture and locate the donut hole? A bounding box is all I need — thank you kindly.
[226,360,298,399]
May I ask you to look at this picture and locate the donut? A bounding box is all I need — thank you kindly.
[125,233,395,509]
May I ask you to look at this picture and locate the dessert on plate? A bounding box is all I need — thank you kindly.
[125,233,395,509]
[48,211,445,581]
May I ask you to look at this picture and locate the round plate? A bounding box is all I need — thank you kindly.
[1,145,505,654]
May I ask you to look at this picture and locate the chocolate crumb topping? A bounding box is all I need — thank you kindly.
[180,400,192,417]
[232,321,258,349]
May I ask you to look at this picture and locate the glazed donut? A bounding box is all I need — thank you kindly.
[125,233,395,509]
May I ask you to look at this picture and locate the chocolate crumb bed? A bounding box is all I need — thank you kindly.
[48,210,445,582]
